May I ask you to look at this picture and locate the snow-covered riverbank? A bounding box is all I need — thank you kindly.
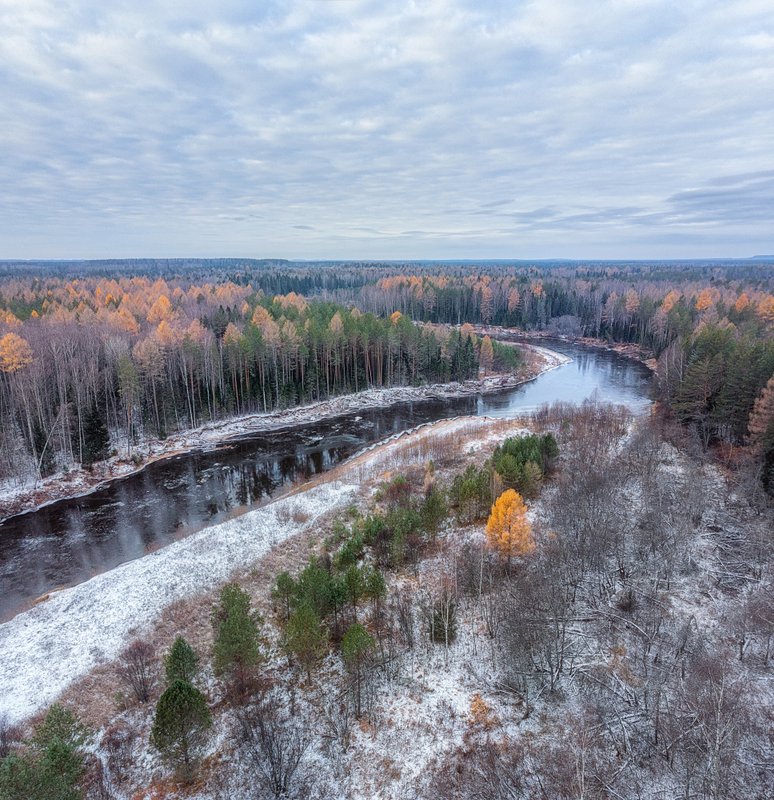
[0,343,568,522]
[0,480,358,724]
[0,414,527,726]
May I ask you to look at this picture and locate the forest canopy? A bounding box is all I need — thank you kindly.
[0,260,772,490]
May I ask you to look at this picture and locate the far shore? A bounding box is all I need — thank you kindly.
[472,325,658,372]
[0,342,569,524]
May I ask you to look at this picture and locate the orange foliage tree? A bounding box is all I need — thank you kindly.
[485,489,534,566]
[479,334,494,374]
[0,332,33,373]
[757,295,774,324]
[695,287,719,312]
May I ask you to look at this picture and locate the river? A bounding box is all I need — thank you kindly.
[0,340,652,620]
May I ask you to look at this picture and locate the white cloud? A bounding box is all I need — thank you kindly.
[0,0,771,258]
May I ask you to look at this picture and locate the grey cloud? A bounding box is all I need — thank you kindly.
[0,1,772,258]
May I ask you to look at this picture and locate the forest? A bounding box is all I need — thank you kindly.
[0,279,519,485]
[0,260,772,799]
[0,260,772,493]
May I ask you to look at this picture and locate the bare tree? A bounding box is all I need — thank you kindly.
[117,639,156,704]
[425,737,527,800]
[668,652,751,800]
[319,691,353,756]
[238,699,308,799]
[393,590,416,651]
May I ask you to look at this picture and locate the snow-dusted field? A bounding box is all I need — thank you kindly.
[0,480,357,724]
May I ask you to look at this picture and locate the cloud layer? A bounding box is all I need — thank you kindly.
[1,0,772,258]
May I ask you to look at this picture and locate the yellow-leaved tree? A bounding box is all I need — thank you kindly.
[479,335,494,375]
[485,489,534,568]
[0,332,33,373]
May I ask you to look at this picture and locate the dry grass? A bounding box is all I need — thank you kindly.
[340,416,531,485]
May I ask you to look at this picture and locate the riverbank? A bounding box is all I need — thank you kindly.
[473,325,658,372]
[0,414,526,725]
[0,343,568,523]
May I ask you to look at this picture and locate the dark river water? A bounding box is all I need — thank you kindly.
[0,341,652,620]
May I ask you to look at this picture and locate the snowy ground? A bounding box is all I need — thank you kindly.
[0,414,528,727]
[3,406,770,799]
[0,343,566,521]
[0,480,357,724]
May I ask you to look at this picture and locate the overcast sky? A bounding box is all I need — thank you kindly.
[1,0,772,260]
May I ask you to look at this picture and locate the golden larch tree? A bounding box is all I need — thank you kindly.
[0,332,33,373]
[661,289,681,313]
[330,311,345,334]
[695,287,719,312]
[733,292,750,313]
[624,289,640,315]
[480,286,494,323]
[460,322,475,342]
[485,489,534,566]
[757,295,774,325]
[480,335,494,374]
[147,294,172,324]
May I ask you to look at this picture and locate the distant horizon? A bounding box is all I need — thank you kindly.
[1,254,773,266]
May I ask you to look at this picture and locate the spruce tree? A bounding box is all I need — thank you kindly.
[80,403,110,466]
[0,704,87,800]
[212,583,262,693]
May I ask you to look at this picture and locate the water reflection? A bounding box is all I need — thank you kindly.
[0,340,652,620]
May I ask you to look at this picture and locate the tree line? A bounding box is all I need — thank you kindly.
[0,279,487,484]
[1,262,771,491]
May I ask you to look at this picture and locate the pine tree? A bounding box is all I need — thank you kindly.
[343,564,365,619]
[164,637,200,686]
[271,571,297,623]
[420,486,448,538]
[151,680,211,782]
[296,561,334,618]
[341,624,375,719]
[212,583,262,694]
[283,602,327,681]
[363,566,386,610]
